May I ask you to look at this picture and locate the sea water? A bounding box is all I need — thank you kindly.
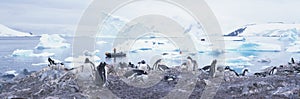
[0,36,300,75]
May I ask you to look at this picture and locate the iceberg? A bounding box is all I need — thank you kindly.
[0,24,33,37]
[35,34,70,49]
[4,70,18,76]
[286,45,300,53]
[227,42,281,52]
[226,23,300,37]
[12,49,55,57]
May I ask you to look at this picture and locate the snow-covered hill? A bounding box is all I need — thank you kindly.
[0,24,33,37]
[225,23,300,37]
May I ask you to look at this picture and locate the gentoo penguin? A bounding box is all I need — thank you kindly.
[224,66,249,76]
[85,58,95,69]
[138,60,151,71]
[293,66,300,73]
[224,66,239,76]
[288,58,296,66]
[124,69,148,78]
[201,65,211,71]
[223,66,238,81]
[83,58,96,75]
[254,72,267,77]
[152,59,162,70]
[48,57,56,66]
[97,62,108,86]
[268,67,277,75]
[198,65,212,74]
[128,62,137,68]
[239,69,249,76]
[152,59,170,71]
[164,73,177,81]
[291,58,295,64]
[187,56,198,71]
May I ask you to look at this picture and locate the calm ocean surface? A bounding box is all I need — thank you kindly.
[0,36,299,74]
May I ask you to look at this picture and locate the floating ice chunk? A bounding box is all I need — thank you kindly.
[257,58,271,63]
[286,45,300,53]
[96,41,108,44]
[12,49,55,57]
[35,34,70,49]
[64,56,101,63]
[83,50,100,56]
[4,70,18,76]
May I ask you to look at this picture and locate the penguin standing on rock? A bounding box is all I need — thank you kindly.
[97,62,108,86]
[138,60,152,71]
[152,59,170,71]
[269,67,277,75]
[187,56,198,71]
[48,57,56,66]
[123,69,148,81]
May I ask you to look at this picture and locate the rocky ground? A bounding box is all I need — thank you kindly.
[0,64,300,99]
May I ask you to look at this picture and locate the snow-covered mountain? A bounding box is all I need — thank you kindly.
[225,23,300,37]
[0,24,33,37]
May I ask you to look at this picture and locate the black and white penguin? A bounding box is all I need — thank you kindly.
[97,62,108,86]
[83,58,96,74]
[123,69,148,79]
[48,57,56,66]
[152,59,162,70]
[293,66,300,73]
[164,74,177,81]
[198,65,211,73]
[158,65,170,71]
[239,69,249,76]
[187,56,198,71]
[128,62,137,68]
[152,59,170,71]
[288,58,296,66]
[224,66,249,76]
[254,72,267,77]
[291,58,295,64]
[138,60,152,71]
[224,66,239,76]
[224,66,238,81]
[268,67,277,75]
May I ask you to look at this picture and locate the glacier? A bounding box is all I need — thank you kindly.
[35,34,70,49]
[0,24,33,37]
[225,23,300,37]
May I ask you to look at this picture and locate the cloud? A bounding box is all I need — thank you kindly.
[0,0,92,35]
[0,0,300,35]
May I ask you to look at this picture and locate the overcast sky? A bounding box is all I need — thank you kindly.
[0,0,299,35]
